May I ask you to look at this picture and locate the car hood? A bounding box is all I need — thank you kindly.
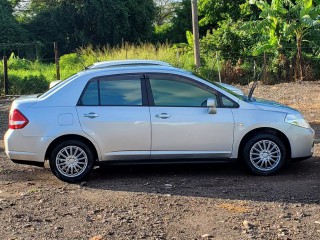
[251,98,299,114]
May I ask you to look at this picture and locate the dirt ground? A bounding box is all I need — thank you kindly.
[0,81,320,240]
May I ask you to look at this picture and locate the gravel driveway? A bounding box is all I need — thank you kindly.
[0,82,320,240]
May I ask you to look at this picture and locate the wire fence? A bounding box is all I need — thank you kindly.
[216,54,319,85]
[0,41,319,95]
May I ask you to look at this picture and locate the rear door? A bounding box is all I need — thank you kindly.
[76,74,151,161]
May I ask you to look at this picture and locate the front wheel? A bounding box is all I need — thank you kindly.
[49,140,95,183]
[242,134,287,175]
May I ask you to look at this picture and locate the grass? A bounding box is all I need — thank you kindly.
[0,43,318,95]
[0,43,212,95]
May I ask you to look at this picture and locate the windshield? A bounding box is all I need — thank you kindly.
[212,82,250,101]
[191,71,249,101]
[38,74,79,99]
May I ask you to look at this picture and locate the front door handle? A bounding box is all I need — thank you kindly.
[83,112,99,119]
[155,113,171,119]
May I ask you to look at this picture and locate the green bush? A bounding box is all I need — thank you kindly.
[0,42,318,96]
[304,55,320,81]
[9,75,48,95]
[7,53,32,70]
[60,53,82,67]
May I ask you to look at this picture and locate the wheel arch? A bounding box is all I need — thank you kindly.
[238,127,291,159]
[45,134,99,163]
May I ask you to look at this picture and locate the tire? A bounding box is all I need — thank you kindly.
[49,140,95,183]
[242,133,287,176]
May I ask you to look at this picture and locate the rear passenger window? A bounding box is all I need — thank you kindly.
[80,75,142,106]
[100,80,142,106]
[81,80,99,105]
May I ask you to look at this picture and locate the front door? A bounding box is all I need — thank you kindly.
[147,74,234,159]
[76,74,151,161]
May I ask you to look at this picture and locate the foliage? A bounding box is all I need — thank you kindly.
[153,0,192,43]
[1,42,320,95]
[153,23,173,43]
[23,0,155,56]
[198,0,247,27]
[9,74,48,95]
[0,0,29,46]
[154,0,178,25]
[245,0,320,81]
[0,0,319,93]
[201,19,257,62]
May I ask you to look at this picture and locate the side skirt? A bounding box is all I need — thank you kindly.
[98,157,237,166]
[12,159,44,168]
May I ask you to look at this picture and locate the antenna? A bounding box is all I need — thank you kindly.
[248,61,260,101]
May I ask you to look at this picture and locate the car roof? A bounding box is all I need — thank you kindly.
[88,59,172,69]
[82,64,192,76]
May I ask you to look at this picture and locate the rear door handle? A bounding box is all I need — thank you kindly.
[83,112,99,119]
[155,113,171,119]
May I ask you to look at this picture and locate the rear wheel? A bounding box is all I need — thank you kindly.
[49,140,94,182]
[242,134,287,175]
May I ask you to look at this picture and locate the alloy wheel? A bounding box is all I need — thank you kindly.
[55,145,88,177]
[249,140,281,171]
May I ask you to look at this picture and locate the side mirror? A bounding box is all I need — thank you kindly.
[207,98,217,114]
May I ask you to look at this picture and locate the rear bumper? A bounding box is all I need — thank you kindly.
[4,129,51,163]
[5,150,43,163]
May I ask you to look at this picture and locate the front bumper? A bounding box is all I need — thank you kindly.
[291,155,313,162]
[286,125,315,158]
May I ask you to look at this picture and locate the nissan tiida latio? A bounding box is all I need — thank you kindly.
[4,61,315,182]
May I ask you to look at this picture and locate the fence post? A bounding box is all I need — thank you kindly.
[54,42,60,80]
[3,55,8,95]
[216,52,222,83]
[263,51,267,83]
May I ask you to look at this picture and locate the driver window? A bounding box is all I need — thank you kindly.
[149,75,217,107]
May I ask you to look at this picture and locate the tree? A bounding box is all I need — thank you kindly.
[283,0,320,80]
[198,0,247,28]
[247,0,320,80]
[152,0,193,43]
[201,19,255,63]
[169,0,193,42]
[24,0,156,55]
[154,0,178,26]
[0,0,28,45]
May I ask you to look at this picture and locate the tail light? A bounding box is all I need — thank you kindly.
[9,109,29,129]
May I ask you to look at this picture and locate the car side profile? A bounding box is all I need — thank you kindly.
[4,63,315,182]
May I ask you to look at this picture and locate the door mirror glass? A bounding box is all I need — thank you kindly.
[207,98,217,114]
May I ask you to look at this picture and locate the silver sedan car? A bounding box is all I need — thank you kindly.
[4,64,315,182]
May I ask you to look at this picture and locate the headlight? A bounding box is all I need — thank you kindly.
[285,114,310,128]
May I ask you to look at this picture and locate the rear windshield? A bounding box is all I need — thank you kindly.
[38,74,79,99]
